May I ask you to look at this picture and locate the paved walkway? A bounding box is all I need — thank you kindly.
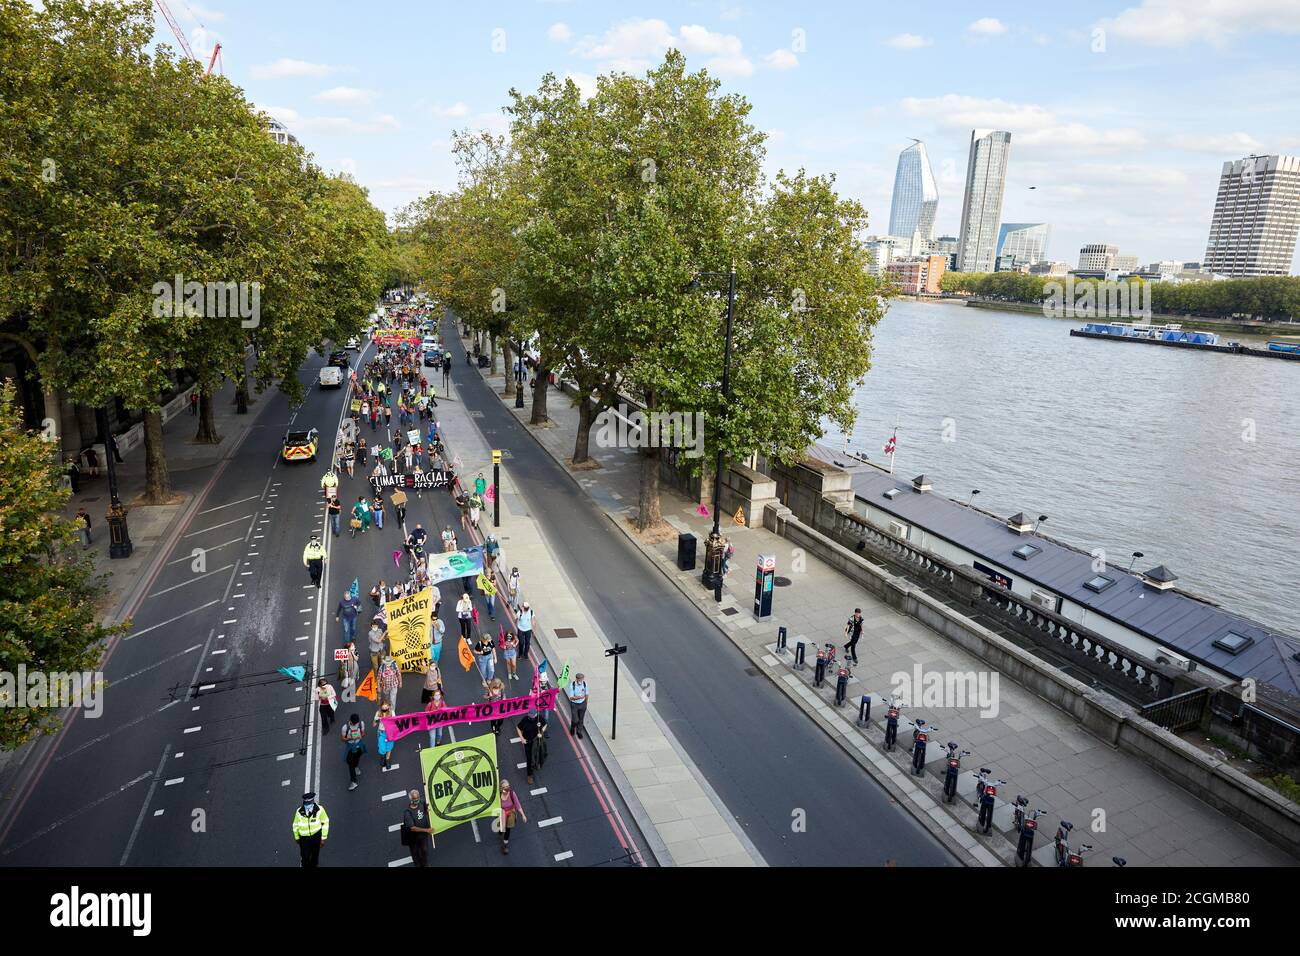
[437,375,761,867]
[471,356,1295,867]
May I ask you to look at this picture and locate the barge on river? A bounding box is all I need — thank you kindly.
[1069,322,1300,360]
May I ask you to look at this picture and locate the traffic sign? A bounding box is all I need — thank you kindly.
[492,449,502,465]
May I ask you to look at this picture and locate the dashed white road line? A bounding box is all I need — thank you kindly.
[198,494,263,515]
[537,817,563,828]
[530,787,548,796]
[554,850,574,861]
[183,513,256,538]
[126,601,221,640]
[388,858,413,867]
[381,791,406,802]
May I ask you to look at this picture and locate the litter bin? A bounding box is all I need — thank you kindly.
[677,532,697,571]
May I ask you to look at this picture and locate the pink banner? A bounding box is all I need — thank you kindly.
[382,688,558,741]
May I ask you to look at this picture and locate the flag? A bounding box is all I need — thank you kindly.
[350,578,359,601]
[458,639,474,672]
[733,506,747,527]
[356,670,377,701]
[498,624,506,649]
[556,661,570,690]
[393,549,403,568]
[883,432,897,455]
[278,666,306,682]
[484,483,495,501]
[471,607,479,626]
[695,504,710,518]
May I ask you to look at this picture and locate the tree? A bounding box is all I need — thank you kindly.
[0,383,123,750]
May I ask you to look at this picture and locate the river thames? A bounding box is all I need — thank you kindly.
[834,298,1300,636]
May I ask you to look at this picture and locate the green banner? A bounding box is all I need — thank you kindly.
[420,732,501,833]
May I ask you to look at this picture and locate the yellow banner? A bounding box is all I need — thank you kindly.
[476,573,497,597]
[385,587,434,672]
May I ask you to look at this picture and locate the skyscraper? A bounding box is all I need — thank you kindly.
[956,130,1012,273]
[995,223,1050,269]
[1203,154,1300,277]
[888,140,939,243]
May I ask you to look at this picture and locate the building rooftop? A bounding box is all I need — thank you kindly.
[808,442,1300,697]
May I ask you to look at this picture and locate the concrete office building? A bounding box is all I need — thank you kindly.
[1203,154,1300,276]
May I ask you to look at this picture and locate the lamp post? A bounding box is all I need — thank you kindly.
[1127,551,1144,571]
[967,489,981,508]
[687,267,737,603]
[514,338,526,409]
[1034,514,1048,534]
[97,406,133,559]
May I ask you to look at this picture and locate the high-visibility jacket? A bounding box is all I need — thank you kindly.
[320,472,338,490]
[292,805,330,840]
[303,542,325,566]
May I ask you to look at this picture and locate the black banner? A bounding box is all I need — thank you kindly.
[369,469,452,494]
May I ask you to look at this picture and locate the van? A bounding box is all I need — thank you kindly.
[319,366,344,389]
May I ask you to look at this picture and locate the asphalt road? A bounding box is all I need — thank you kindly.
[0,341,646,868]
[445,315,956,866]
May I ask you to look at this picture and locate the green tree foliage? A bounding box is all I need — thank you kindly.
[0,383,123,750]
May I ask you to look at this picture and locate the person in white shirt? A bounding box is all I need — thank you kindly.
[567,674,589,739]
[507,567,521,613]
[456,593,473,642]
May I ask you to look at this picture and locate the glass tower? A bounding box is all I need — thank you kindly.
[957,130,1012,273]
[888,140,939,242]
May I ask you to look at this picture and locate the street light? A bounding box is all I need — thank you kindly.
[1128,551,1144,571]
[1033,514,1048,534]
[97,406,133,559]
[685,266,737,603]
[967,489,981,507]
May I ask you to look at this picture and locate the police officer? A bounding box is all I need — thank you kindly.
[291,792,330,867]
[303,535,325,588]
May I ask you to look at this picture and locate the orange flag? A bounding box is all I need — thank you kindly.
[458,638,475,672]
[356,670,377,701]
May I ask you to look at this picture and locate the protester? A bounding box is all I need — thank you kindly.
[567,672,589,739]
[498,779,526,855]
[336,591,360,644]
[353,495,371,533]
[507,567,521,613]
[367,621,386,678]
[327,495,342,537]
[517,602,535,659]
[517,708,546,785]
[403,790,434,867]
[377,654,402,711]
[316,678,338,735]
[486,678,506,735]
[474,631,497,687]
[338,641,359,703]
[375,701,395,772]
[456,593,473,641]
[341,715,366,791]
[371,493,385,531]
[844,608,864,664]
[421,660,443,705]
[75,507,92,549]
[430,614,445,665]
[425,689,447,748]
[502,630,520,682]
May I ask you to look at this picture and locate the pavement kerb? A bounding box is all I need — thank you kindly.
[448,345,768,866]
[437,378,677,867]
[464,353,986,867]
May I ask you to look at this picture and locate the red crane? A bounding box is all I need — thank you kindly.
[154,0,223,75]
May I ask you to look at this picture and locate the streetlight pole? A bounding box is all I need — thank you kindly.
[97,406,133,559]
[692,267,737,604]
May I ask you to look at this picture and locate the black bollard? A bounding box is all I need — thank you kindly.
[814,655,826,688]
[858,695,872,726]
[835,669,848,706]
[777,626,788,654]
[795,641,806,670]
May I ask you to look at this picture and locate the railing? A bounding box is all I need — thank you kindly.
[1140,687,1210,732]
[818,500,1168,703]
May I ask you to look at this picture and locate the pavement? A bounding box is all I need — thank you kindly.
[444,317,955,867]
[466,333,1297,868]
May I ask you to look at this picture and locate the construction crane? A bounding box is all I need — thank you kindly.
[154,0,223,75]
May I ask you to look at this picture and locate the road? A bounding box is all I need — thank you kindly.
[444,315,956,866]
[0,341,646,868]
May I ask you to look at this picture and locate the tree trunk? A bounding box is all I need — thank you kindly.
[195,388,221,443]
[76,403,98,449]
[573,394,594,464]
[489,332,498,374]
[502,339,515,398]
[636,445,662,531]
[143,410,171,504]
[530,365,550,425]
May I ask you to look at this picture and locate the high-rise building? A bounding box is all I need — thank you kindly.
[1078,243,1119,272]
[995,222,1050,269]
[888,140,939,245]
[264,116,300,147]
[1203,154,1300,276]
[956,130,1012,273]
[1114,254,1139,273]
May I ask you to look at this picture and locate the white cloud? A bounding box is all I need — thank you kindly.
[256,104,399,136]
[573,18,753,76]
[1169,131,1265,155]
[176,3,225,24]
[338,158,357,175]
[967,17,1008,36]
[433,102,471,119]
[901,94,1146,154]
[1100,0,1300,47]
[564,72,598,100]
[315,87,377,106]
[547,22,572,42]
[887,33,932,50]
[763,48,798,70]
[251,58,337,80]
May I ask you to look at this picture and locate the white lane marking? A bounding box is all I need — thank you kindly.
[112,644,202,684]
[381,791,405,802]
[295,636,309,642]
[285,707,301,714]
[388,858,413,867]
[197,495,262,515]
[153,810,165,817]
[183,514,256,538]
[516,762,527,769]
[277,753,295,761]
[211,649,227,655]
[183,726,201,734]
[240,572,253,576]
[537,817,562,828]
[0,770,152,858]
[175,752,184,758]
[554,850,574,861]
[55,701,179,762]
[281,780,291,786]
[530,787,548,796]
[164,778,184,786]
[165,538,243,565]
[126,601,221,640]
[147,564,236,598]
[222,619,237,624]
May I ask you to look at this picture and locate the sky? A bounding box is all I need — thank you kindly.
[145,0,1300,271]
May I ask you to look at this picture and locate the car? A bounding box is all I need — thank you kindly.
[282,428,319,463]
[345,337,360,350]
[319,366,344,388]
[423,349,443,368]
[328,350,349,369]
[421,336,438,351]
